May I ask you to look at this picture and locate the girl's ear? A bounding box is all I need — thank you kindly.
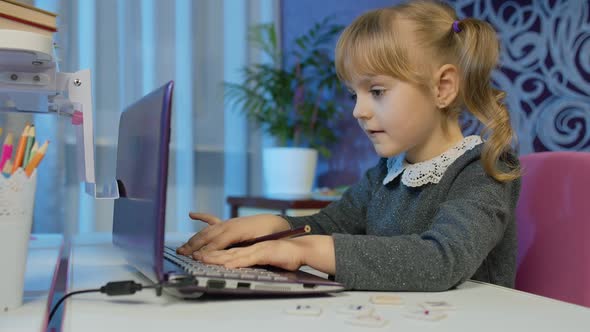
[433,64,459,109]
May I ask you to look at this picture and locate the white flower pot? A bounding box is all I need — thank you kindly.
[262,147,318,198]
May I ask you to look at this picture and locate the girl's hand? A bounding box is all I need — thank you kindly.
[193,235,337,275]
[193,239,305,271]
[176,213,290,256]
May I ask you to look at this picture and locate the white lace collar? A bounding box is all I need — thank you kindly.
[383,135,483,187]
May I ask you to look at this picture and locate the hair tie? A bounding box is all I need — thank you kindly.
[452,20,462,33]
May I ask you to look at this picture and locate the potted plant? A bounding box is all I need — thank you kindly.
[225,17,345,198]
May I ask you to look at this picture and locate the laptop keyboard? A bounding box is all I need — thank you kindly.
[163,246,289,281]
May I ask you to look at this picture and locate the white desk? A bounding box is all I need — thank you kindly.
[64,234,590,332]
[0,234,63,332]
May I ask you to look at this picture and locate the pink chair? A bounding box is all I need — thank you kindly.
[516,151,590,307]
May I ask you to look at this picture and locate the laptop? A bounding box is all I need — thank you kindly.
[112,81,344,298]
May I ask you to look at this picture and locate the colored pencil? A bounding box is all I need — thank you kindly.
[23,126,35,167]
[2,160,12,178]
[227,225,312,249]
[0,132,14,170]
[29,142,39,162]
[12,124,30,173]
[24,140,49,177]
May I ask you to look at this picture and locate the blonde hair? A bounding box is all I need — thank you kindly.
[335,0,520,182]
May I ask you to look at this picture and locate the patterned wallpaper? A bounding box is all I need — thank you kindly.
[450,0,590,153]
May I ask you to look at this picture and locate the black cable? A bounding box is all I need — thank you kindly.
[48,280,162,323]
[48,289,100,323]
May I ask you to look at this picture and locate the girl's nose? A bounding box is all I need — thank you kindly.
[352,102,371,119]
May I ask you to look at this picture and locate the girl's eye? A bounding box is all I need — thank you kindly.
[349,92,357,101]
[370,89,385,98]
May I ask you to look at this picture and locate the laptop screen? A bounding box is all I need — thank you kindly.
[112,81,173,282]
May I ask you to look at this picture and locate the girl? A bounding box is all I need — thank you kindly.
[177,0,521,291]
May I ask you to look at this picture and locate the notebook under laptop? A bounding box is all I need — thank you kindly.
[112,81,344,298]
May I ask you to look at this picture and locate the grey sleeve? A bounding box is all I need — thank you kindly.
[282,159,385,235]
[333,162,519,291]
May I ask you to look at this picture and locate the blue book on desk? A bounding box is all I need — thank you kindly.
[112,81,344,298]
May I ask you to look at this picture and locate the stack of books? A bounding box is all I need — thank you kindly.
[0,0,57,37]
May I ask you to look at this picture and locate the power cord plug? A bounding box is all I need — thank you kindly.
[100,280,145,295]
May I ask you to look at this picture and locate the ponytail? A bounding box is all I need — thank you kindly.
[454,18,520,182]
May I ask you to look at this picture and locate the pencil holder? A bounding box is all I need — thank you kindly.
[0,169,37,311]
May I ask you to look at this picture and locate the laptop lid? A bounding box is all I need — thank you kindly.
[112,81,173,283]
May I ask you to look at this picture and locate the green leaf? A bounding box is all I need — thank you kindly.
[223,17,345,156]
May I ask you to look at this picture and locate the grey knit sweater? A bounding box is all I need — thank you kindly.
[284,143,520,291]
